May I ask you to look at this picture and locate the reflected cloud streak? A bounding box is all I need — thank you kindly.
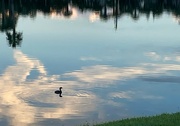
[145,52,161,60]
[80,56,102,61]
[109,91,164,100]
[109,91,134,99]
[63,63,180,85]
[145,51,180,62]
[63,65,146,84]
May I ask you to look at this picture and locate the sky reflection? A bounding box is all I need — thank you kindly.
[0,49,180,125]
[0,50,100,125]
[0,1,180,125]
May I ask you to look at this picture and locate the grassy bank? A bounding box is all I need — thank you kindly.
[82,112,180,126]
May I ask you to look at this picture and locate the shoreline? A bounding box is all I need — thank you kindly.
[81,112,180,126]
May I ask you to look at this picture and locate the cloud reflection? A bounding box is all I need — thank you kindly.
[139,75,180,83]
[63,63,180,85]
[109,91,134,99]
[145,51,180,62]
[89,12,100,23]
[63,65,146,84]
[145,52,161,60]
[80,56,102,61]
[0,50,98,126]
[109,91,164,100]
[1,50,180,125]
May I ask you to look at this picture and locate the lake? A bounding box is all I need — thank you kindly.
[0,0,180,126]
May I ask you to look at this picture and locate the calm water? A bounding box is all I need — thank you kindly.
[0,0,180,126]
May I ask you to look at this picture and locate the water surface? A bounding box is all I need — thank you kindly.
[0,0,180,126]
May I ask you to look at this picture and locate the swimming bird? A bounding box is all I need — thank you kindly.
[55,87,62,97]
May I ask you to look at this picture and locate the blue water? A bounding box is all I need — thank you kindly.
[0,0,180,126]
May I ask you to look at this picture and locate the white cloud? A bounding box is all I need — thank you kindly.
[63,62,180,86]
[89,12,100,23]
[145,51,180,63]
[49,8,78,20]
[80,56,102,61]
[63,65,147,84]
[145,52,161,60]
[109,91,134,99]
[164,56,172,61]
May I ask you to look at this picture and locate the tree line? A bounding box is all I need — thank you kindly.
[0,0,180,48]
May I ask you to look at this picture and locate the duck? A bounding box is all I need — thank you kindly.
[55,87,62,97]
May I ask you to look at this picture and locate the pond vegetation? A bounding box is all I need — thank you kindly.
[82,112,180,126]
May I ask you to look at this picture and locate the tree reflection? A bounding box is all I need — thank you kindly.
[6,31,23,48]
[0,0,180,44]
[1,0,23,48]
[62,0,72,17]
[0,0,179,20]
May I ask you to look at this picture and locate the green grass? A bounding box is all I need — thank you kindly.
[81,112,180,126]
